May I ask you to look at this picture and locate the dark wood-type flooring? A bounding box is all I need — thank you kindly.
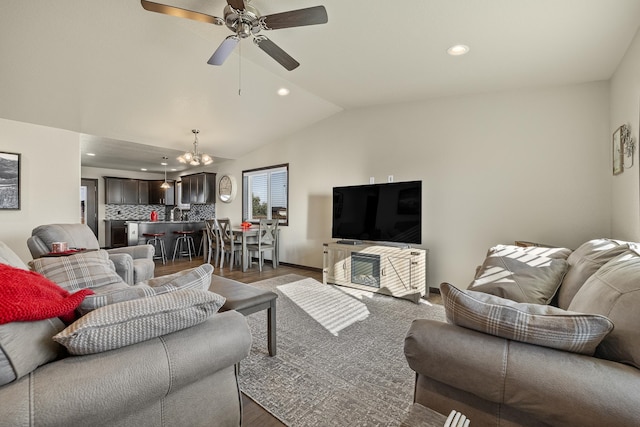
[156,256,441,426]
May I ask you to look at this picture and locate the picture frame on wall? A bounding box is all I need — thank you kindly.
[613,126,624,175]
[0,151,21,210]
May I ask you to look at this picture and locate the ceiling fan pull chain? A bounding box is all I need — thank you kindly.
[238,38,242,96]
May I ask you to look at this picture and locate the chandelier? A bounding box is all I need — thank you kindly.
[177,129,213,166]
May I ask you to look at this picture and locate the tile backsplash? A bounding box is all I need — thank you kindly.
[105,204,215,221]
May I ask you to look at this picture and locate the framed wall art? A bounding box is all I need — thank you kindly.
[613,125,624,175]
[0,151,21,210]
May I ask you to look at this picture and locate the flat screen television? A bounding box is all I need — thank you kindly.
[332,180,422,244]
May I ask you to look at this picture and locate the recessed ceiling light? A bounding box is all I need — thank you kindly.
[447,44,470,56]
[141,168,147,171]
[171,168,177,171]
[277,87,290,96]
[86,152,96,156]
[161,162,168,166]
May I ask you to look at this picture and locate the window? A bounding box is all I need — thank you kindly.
[242,164,288,226]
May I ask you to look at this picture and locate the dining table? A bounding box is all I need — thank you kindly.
[232,226,280,272]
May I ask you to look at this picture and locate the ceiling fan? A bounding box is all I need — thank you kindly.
[141,0,328,71]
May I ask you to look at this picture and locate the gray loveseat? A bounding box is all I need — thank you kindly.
[404,239,640,427]
[27,223,155,285]
[0,241,252,427]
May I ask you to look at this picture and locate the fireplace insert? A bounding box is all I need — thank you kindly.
[351,252,380,288]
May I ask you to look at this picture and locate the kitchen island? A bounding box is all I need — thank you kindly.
[126,220,206,259]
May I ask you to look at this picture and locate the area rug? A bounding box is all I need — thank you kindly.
[237,274,446,426]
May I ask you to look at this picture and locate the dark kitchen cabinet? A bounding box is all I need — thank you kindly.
[122,179,138,204]
[105,177,154,205]
[138,180,149,205]
[105,177,140,204]
[180,175,193,205]
[180,173,216,205]
[149,180,175,205]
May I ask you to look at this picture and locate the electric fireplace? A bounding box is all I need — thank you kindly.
[350,252,380,288]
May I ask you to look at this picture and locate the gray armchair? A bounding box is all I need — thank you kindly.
[27,224,155,285]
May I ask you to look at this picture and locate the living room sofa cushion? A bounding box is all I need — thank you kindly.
[441,282,613,355]
[0,242,29,270]
[469,244,570,304]
[557,238,629,309]
[29,250,123,292]
[54,289,226,355]
[568,250,640,368]
[0,318,65,386]
[78,264,214,315]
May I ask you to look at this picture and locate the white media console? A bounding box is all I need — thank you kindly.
[322,241,428,303]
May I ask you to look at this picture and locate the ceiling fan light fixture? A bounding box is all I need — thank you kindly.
[141,1,328,71]
[177,129,214,167]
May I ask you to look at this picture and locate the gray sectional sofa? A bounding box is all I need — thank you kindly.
[405,239,640,426]
[0,241,252,427]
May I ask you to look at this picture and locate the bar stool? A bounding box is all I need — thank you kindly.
[143,232,167,264]
[173,230,196,261]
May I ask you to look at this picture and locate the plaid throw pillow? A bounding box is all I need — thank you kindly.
[29,250,122,292]
[53,289,226,355]
[78,264,214,315]
[441,282,613,355]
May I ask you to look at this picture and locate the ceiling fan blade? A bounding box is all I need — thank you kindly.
[141,0,224,25]
[226,0,246,12]
[207,36,240,66]
[261,6,328,30]
[253,36,300,71]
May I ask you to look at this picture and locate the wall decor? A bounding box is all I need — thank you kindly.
[0,151,20,210]
[622,124,635,169]
[613,125,626,175]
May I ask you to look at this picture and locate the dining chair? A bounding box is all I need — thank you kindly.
[203,219,221,267]
[218,218,242,269]
[245,219,279,272]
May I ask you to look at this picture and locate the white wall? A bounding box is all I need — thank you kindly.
[610,27,640,241]
[216,81,611,288]
[0,118,80,262]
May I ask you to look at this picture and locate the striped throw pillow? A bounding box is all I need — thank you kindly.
[53,289,225,355]
[441,282,613,355]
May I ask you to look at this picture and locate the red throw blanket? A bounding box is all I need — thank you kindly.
[0,263,93,324]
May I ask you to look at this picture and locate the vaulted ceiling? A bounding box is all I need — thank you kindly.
[1,0,640,172]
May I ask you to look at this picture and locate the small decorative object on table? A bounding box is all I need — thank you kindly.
[444,410,470,427]
[51,242,68,253]
[241,221,252,229]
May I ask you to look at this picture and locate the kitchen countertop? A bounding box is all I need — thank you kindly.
[126,220,204,224]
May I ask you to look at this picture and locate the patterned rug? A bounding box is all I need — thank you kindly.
[237,274,446,426]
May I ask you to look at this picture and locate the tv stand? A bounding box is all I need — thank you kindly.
[322,242,428,303]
